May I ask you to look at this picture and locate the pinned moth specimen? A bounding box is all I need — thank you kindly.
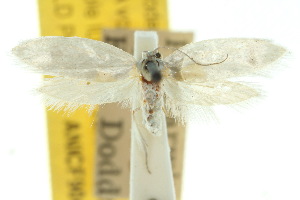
[12,36,286,136]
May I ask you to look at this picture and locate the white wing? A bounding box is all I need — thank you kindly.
[39,76,139,113]
[13,36,140,112]
[164,38,286,82]
[162,38,286,122]
[162,78,259,122]
[12,36,136,81]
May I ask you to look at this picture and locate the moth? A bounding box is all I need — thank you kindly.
[12,36,286,136]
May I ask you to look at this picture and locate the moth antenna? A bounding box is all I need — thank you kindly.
[155,46,229,66]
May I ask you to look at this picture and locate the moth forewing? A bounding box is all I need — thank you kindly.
[12,36,136,82]
[164,38,287,82]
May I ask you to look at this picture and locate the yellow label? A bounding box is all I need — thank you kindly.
[47,109,98,200]
[38,0,168,38]
[38,1,168,200]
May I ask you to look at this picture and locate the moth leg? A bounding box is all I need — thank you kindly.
[132,109,152,174]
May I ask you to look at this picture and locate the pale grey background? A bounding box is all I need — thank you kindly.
[0,0,299,200]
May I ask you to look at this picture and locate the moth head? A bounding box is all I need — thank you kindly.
[137,50,163,82]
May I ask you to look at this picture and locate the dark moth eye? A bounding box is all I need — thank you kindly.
[155,52,161,58]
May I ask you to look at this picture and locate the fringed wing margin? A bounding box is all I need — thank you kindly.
[162,78,261,124]
[38,77,139,113]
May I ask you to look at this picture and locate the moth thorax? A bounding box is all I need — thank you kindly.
[139,59,162,82]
